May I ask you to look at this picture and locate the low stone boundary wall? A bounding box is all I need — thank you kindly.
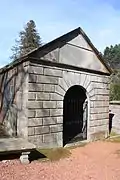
[109,101,120,134]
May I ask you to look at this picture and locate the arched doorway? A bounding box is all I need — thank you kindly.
[63,85,88,146]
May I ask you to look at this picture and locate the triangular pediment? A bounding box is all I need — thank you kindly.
[29,27,111,74]
[59,33,110,74]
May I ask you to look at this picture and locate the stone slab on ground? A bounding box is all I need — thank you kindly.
[0,138,36,153]
[0,138,36,164]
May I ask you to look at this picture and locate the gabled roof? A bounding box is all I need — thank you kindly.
[0,27,112,74]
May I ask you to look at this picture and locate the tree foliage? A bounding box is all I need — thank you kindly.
[109,68,120,101]
[11,20,42,60]
[103,44,120,101]
[103,44,120,69]
[110,83,120,101]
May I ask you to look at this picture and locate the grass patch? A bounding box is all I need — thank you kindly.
[105,131,120,143]
[37,147,71,162]
[110,131,119,137]
[107,136,120,143]
[30,143,87,162]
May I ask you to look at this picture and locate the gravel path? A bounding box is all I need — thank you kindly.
[0,141,120,180]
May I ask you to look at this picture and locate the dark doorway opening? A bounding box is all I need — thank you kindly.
[63,85,88,146]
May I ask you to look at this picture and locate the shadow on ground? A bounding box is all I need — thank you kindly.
[0,153,20,161]
[0,150,46,162]
[29,150,46,162]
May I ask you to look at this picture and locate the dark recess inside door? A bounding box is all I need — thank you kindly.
[63,85,87,146]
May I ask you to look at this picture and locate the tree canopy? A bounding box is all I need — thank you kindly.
[103,44,120,69]
[11,20,42,61]
[103,44,120,101]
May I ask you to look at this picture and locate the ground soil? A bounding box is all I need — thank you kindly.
[0,141,120,180]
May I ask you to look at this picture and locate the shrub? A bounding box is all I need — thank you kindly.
[110,83,120,101]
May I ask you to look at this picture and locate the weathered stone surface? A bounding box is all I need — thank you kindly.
[43,101,56,109]
[28,92,36,100]
[36,109,50,117]
[28,110,35,118]
[90,131,106,141]
[29,74,37,83]
[28,127,35,136]
[91,107,109,114]
[83,74,91,89]
[58,78,68,92]
[80,73,87,87]
[29,66,43,74]
[43,84,55,92]
[62,71,73,88]
[44,68,62,77]
[35,126,49,135]
[89,89,94,97]
[91,101,109,108]
[57,117,63,124]
[93,76,109,84]
[43,117,59,125]
[55,85,65,96]
[36,92,50,100]
[29,83,43,92]
[42,134,51,143]
[40,47,59,62]
[28,118,42,127]
[90,101,94,108]
[50,124,63,133]
[93,82,108,89]
[94,88,109,95]
[90,125,108,134]
[28,135,43,147]
[56,101,63,109]
[90,113,109,120]
[28,101,43,109]
[50,93,63,101]
[86,82,93,93]
[43,132,62,143]
[37,75,58,84]
[50,109,63,116]
[0,138,36,153]
[91,95,109,101]
[90,119,108,127]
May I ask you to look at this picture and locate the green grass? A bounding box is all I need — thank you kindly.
[105,131,120,143]
[37,147,71,161]
[110,131,119,137]
[107,136,120,143]
[30,142,87,162]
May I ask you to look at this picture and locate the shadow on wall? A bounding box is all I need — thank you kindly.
[0,62,51,138]
[0,64,28,137]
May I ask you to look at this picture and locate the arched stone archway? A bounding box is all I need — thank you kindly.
[63,85,88,146]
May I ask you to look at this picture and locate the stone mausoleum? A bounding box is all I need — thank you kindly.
[0,27,112,148]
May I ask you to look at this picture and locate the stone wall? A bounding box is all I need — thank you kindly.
[109,101,120,134]
[28,61,109,148]
[0,62,28,138]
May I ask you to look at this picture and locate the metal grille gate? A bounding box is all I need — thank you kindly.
[63,85,87,145]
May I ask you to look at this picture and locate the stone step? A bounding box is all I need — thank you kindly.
[0,138,36,164]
